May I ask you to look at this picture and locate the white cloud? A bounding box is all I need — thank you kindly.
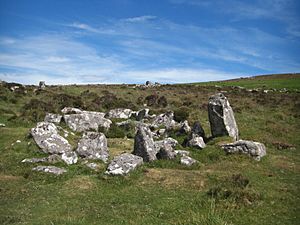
[122,15,157,23]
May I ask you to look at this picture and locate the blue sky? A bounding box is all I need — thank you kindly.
[0,0,299,84]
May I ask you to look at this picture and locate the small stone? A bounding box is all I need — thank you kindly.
[174,150,190,156]
[180,156,198,166]
[32,166,66,175]
[61,151,78,165]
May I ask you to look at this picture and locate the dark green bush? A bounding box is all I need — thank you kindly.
[174,107,189,122]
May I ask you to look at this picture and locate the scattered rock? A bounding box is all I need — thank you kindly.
[44,113,62,123]
[180,156,198,166]
[187,134,206,149]
[32,166,66,175]
[61,151,78,165]
[174,150,190,156]
[76,132,109,162]
[105,153,143,175]
[179,120,191,134]
[221,140,266,161]
[106,108,133,119]
[151,111,177,129]
[16,140,21,143]
[208,93,239,141]
[191,121,206,139]
[133,124,157,162]
[30,122,72,154]
[135,108,150,121]
[85,162,99,171]
[64,111,111,132]
[22,157,48,163]
[272,141,296,150]
[156,143,176,160]
[155,137,178,150]
[0,123,5,127]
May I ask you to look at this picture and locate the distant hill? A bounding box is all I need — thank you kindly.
[193,73,300,91]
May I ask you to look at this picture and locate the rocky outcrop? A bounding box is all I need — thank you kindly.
[32,166,67,175]
[221,140,266,161]
[44,113,62,123]
[64,111,111,132]
[76,132,109,162]
[106,108,133,119]
[105,153,143,175]
[208,93,239,141]
[132,124,157,162]
[30,122,72,154]
[180,156,198,166]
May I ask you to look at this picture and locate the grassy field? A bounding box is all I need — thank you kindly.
[191,73,300,91]
[0,74,299,224]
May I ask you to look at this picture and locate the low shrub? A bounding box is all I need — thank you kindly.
[174,107,189,122]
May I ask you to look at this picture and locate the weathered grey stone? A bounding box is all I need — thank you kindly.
[155,137,178,151]
[188,134,206,149]
[0,123,5,127]
[22,157,48,163]
[30,122,72,154]
[44,113,62,124]
[208,93,239,141]
[61,151,78,165]
[32,166,66,175]
[221,140,266,161]
[179,120,191,134]
[85,162,99,171]
[106,108,133,119]
[61,107,83,114]
[21,154,63,164]
[76,132,109,162]
[174,150,190,156]
[180,156,198,166]
[191,121,205,139]
[151,111,177,129]
[132,124,157,162]
[64,112,111,132]
[135,108,150,121]
[105,153,143,175]
[156,143,176,160]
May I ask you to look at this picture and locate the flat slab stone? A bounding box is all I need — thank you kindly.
[30,122,72,154]
[221,140,267,161]
[32,166,67,175]
[105,153,143,175]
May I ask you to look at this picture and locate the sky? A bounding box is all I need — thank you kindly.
[0,0,299,84]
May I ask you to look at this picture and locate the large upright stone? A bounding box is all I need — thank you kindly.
[31,122,72,154]
[76,132,109,162]
[132,124,156,162]
[208,93,239,141]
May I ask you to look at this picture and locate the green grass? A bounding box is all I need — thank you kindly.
[0,75,299,224]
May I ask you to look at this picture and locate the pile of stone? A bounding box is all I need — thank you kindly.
[24,92,266,176]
